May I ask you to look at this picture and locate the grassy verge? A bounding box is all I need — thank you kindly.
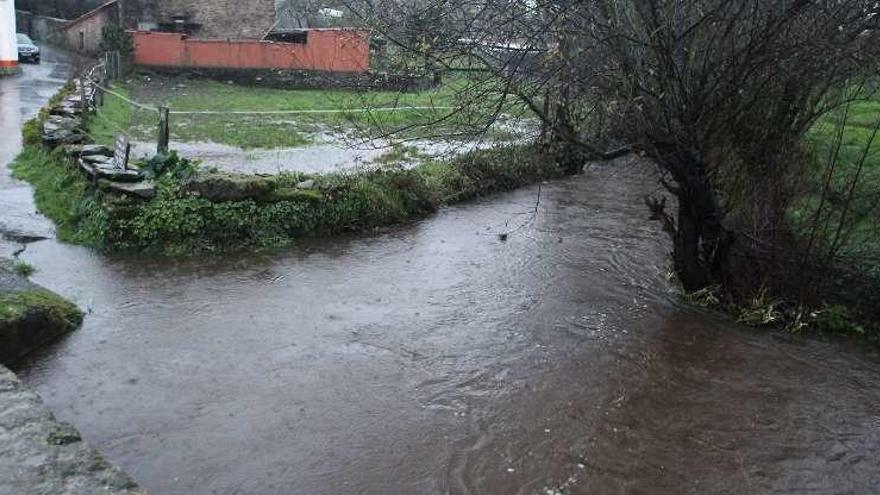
[10,147,109,248]
[13,142,562,255]
[716,89,880,342]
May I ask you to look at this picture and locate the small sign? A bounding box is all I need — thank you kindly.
[113,135,130,170]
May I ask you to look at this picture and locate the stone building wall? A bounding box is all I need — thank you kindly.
[65,5,116,53]
[121,0,276,39]
[14,10,69,47]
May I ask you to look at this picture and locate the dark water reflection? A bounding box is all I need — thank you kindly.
[11,156,880,494]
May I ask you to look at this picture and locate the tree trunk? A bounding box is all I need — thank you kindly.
[551,101,585,175]
[667,157,733,293]
[674,198,710,291]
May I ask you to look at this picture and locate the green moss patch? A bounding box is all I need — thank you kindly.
[0,290,83,331]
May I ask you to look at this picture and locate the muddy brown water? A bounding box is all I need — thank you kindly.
[4,51,880,495]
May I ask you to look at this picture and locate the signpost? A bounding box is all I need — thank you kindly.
[113,135,130,170]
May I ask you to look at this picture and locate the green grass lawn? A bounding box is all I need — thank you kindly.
[88,75,521,150]
[803,89,880,263]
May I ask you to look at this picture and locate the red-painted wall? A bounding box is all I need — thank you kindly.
[131,30,370,73]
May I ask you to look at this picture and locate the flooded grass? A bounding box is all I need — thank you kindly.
[89,75,487,150]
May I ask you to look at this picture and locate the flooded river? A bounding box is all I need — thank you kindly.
[4,51,880,495]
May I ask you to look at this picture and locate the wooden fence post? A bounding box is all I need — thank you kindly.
[79,76,87,112]
[157,107,170,154]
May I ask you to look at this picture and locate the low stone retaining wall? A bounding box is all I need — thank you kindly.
[0,365,145,495]
[142,66,436,91]
[40,74,156,200]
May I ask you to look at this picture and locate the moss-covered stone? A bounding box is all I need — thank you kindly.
[0,288,84,364]
[46,423,83,446]
[268,187,324,202]
[0,366,144,494]
[182,172,278,202]
[0,290,83,327]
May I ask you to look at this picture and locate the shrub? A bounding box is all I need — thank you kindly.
[99,25,134,55]
[14,141,561,255]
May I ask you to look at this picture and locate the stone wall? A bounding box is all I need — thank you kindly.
[15,10,69,47]
[132,29,371,73]
[65,5,117,53]
[0,365,145,495]
[121,0,276,39]
[147,66,436,91]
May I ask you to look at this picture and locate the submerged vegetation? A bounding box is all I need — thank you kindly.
[0,259,36,277]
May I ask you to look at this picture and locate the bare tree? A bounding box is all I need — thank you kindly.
[591,1,878,296]
[346,0,880,304]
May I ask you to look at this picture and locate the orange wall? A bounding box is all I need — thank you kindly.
[131,30,370,73]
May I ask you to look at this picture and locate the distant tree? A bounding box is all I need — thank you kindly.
[98,24,133,54]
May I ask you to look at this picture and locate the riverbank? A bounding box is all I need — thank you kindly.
[1,51,147,495]
[10,71,560,255]
[16,94,561,255]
